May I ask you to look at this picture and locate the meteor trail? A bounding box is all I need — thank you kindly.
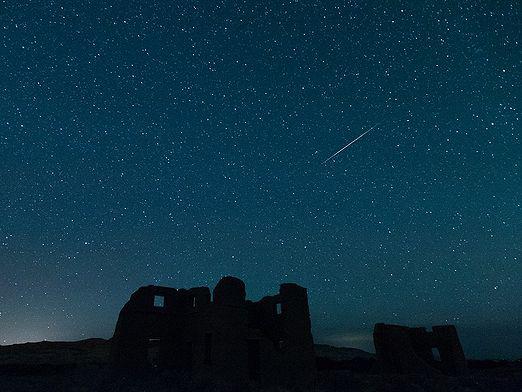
[323,123,380,164]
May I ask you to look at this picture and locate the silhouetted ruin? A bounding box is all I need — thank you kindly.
[373,323,467,376]
[111,276,316,390]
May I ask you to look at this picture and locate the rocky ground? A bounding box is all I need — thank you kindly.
[1,339,521,391]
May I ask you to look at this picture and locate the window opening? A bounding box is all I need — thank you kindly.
[154,295,165,307]
[147,338,161,367]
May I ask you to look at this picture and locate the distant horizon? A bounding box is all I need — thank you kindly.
[4,324,522,361]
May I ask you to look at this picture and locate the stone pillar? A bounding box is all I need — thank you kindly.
[278,283,316,390]
[432,325,467,375]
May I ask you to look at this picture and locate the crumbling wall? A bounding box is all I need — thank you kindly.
[244,283,316,390]
[111,277,316,391]
[432,325,468,375]
[373,323,467,376]
[111,285,210,368]
[191,276,250,384]
[277,283,316,389]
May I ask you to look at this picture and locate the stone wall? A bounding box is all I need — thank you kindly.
[111,277,316,391]
[373,323,467,376]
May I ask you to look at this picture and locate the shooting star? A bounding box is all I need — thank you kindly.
[323,123,380,164]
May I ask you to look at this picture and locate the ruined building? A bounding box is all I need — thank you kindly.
[373,323,467,376]
[111,276,316,390]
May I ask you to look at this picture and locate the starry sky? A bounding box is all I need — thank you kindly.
[1,1,520,359]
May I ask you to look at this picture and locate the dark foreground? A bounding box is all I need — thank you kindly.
[1,339,521,392]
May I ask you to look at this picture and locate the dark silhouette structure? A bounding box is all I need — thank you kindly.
[111,276,316,390]
[373,323,467,376]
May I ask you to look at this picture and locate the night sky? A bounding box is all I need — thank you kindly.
[1,1,520,359]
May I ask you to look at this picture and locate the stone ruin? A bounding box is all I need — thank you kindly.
[373,323,467,376]
[111,276,316,390]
